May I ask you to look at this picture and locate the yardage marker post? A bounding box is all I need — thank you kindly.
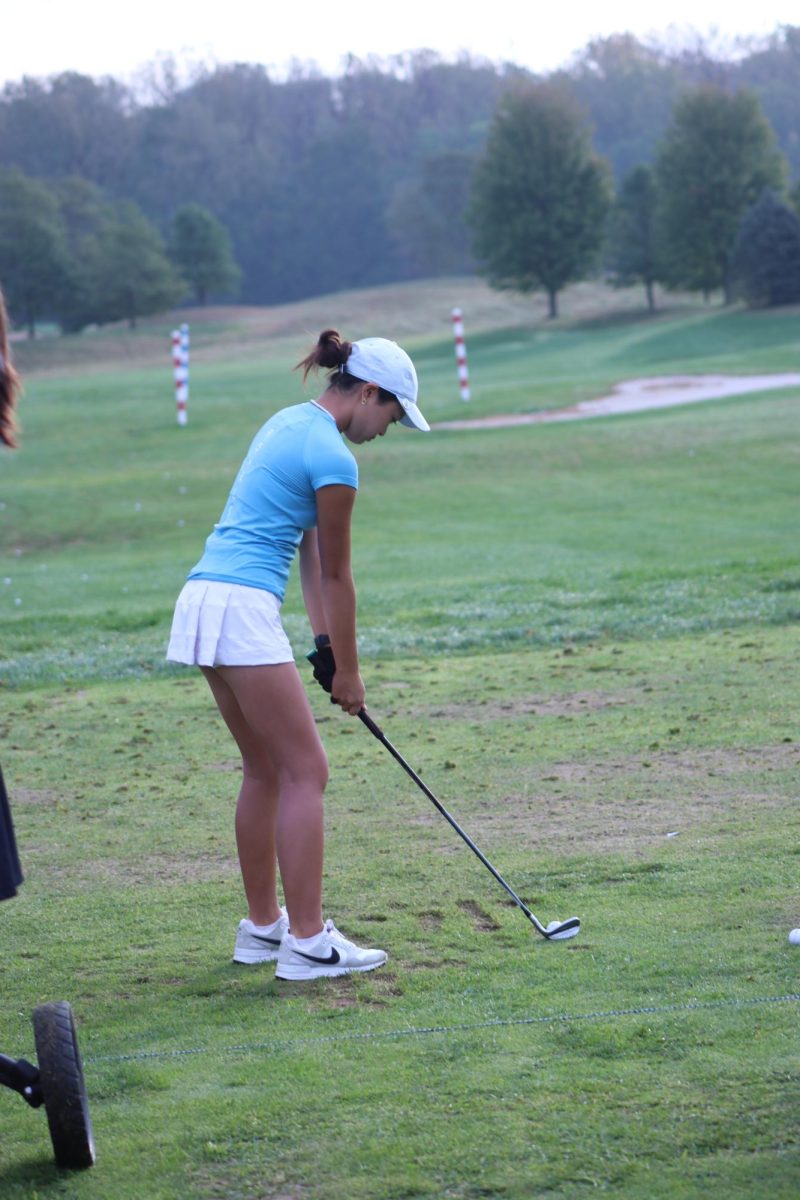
[451,307,471,402]
[172,324,189,425]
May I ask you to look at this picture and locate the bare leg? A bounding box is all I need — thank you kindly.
[202,664,329,939]
[202,667,282,924]
[235,772,281,927]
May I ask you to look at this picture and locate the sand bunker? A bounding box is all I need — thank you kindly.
[433,373,800,430]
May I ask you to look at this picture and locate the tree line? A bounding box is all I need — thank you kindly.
[0,174,240,336]
[0,28,798,332]
[471,83,800,318]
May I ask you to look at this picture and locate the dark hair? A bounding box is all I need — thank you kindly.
[0,285,20,449]
[296,328,354,385]
[295,328,398,405]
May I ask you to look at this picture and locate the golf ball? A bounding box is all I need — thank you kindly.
[789,929,800,946]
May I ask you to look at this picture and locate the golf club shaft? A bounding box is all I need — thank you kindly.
[357,709,551,937]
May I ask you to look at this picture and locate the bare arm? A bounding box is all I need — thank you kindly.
[298,527,327,637]
[314,484,364,714]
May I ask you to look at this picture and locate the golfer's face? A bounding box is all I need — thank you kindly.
[346,392,403,444]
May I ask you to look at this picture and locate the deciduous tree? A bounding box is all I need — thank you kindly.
[605,165,662,311]
[655,86,786,302]
[93,202,184,327]
[558,35,682,181]
[170,203,241,304]
[0,168,72,336]
[388,151,476,276]
[52,176,108,332]
[789,180,800,220]
[469,85,612,318]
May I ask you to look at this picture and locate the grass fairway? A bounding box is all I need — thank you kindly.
[1,282,799,1197]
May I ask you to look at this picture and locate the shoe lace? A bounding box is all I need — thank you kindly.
[324,919,355,950]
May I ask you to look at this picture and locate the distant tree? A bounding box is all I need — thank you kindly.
[558,35,683,181]
[605,165,662,311]
[789,179,800,220]
[398,52,507,159]
[170,203,241,304]
[52,176,109,332]
[0,73,133,190]
[3,45,799,311]
[731,189,800,306]
[0,168,72,336]
[469,85,613,317]
[735,25,800,181]
[258,120,401,302]
[388,151,476,276]
[93,202,184,327]
[655,87,787,302]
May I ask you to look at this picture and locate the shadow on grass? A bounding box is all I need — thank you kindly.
[0,1152,74,1188]
[569,302,699,332]
[609,304,800,368]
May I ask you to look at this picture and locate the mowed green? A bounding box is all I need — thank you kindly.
[1,283,799,1198]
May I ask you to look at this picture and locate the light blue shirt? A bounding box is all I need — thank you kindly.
[188,402,358,601]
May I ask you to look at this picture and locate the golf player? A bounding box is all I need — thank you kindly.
[167,329,428,980]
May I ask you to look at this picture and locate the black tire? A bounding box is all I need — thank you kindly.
[32,1001,96,1169]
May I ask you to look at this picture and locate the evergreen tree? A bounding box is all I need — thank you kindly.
[731,189,800,306]
[655,87,786,302]
[170,204,241,304]
[469,85,612,318]
[0,168,72,336]
[605,165,662,311]
[94,202,184,327]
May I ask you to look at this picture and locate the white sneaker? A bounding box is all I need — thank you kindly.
[275,919,387,981]
[232,909,289,964]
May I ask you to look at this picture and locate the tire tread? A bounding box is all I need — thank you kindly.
[32,1001,96,1170]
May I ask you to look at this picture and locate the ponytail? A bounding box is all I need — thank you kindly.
[295,329,354,385]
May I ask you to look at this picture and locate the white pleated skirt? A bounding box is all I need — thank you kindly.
[166,580,294,667]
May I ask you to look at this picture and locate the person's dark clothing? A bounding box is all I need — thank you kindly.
[0,765,23,901]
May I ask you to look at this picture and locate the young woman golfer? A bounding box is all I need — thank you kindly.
[167,330,428,981]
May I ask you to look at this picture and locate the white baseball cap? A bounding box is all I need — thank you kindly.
[346,338,429,432]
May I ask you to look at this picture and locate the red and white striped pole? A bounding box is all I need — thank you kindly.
[451,307,470,402]
[172,326,188,426]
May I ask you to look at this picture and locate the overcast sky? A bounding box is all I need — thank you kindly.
[1,1,796,87]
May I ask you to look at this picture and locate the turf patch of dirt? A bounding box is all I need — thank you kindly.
[10,787,60,807]
[457,899,501,931]
[193,1166,309,1200]
[63,851,240,886]
[425,691,632,721]
[405,959,468,971]
[467,743,799,853]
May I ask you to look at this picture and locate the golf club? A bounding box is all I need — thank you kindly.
[358,709,580,941]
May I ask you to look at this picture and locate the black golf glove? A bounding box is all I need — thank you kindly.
[307,634,336,695]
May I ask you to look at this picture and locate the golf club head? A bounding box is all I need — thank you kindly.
[544,917,581,940]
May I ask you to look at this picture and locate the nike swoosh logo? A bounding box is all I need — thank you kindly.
[250,933,282,945]
[295,947,341,965]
